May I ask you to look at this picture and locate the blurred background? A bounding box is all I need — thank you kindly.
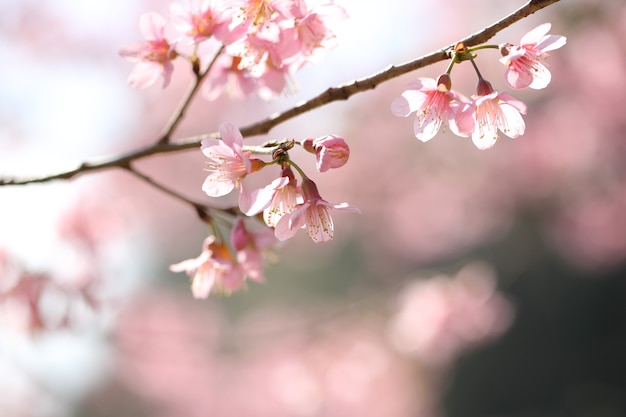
[1,0,626,416]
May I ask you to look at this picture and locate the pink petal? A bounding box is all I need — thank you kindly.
[498,93,527,114]
[527,62,552,90]
[499,104,526,138]
[472,131,498,150]
[391,90,427,117]
[169,3,193,33]
[453,104,476,137]
[274,205,307,241]
[239,177,289,216]
[191,269,215,298]
[406,77,437,91]
[536,34,567,52]
[161,61,174,88]
[139,12,166,41]
[219,122,244,153]
[504,66,533,89]
[414,114,442,142]
[330,202,361,213]
[127,62,162,89]
[520,23,551,46]
[202,174,235,197]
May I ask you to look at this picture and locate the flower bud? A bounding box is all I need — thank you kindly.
[436,73,452,92]
[304,134,350,172]
[230,217,249,251]
[476,78,495,96]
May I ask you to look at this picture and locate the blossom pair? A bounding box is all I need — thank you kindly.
[391,23,566,150]
[240,172,359,243]
[391,75,527,150]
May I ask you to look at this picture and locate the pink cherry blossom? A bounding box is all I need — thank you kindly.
[223,32,293,99]
[275,177,360,243]
[302,134,350,172]
[239,166,302,227]
[119,12,178,89]
[277,1,348,70]
[201,122,262,197]
[455,79,527,150]
[391,74,471,142]
[203,54,258,100]
[169,0,245,45]
[230,217,277,282]
[500,23,567,90]
[233,0,285,35]
[169,235,247,298]
[262,174,301,227]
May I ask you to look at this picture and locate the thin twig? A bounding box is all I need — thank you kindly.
[158,46,225,144]
[0,0,560,187]
[123,163,209,212]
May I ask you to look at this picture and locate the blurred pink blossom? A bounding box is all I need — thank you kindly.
[169,0,245,45]
[203,54,258,100]
[112,296,421,417]
[500,23,567,90]
[170,235,261,297]
[277,1,348,70]
[387,263,514,366]
[119,12,178,89]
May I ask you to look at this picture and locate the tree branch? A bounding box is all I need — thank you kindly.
[0,0,560,187]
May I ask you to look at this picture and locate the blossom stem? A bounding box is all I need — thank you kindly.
[287,160,308,180]
[445,54,458,74]
[468,44,499,53]
[469,57,485,80]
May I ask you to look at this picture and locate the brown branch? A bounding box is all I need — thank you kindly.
[0,0,560,187]
[122,163,208,212]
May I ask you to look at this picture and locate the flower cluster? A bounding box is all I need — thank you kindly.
[171,122,359,297]
[392,23,566,150]
[119,0,346,99]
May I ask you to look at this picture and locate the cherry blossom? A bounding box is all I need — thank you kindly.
[302,134,350,172]
[230,217,277,282]
[169,0,245,45]
[169,235,247,298]
[277,1,348,70]
[500,23,567,90]
[201,122,263,197]
[275,177,359,243]
[239,166,302,227]
[391,74,471,142]
[233,0,286,36]
[118,12,178,89]
[455,79,527,150]
[203,54,258,100]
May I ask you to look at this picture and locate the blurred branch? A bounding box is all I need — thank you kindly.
[158,46,225,145]
[122,163,208,213]
[0,0,560,188]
